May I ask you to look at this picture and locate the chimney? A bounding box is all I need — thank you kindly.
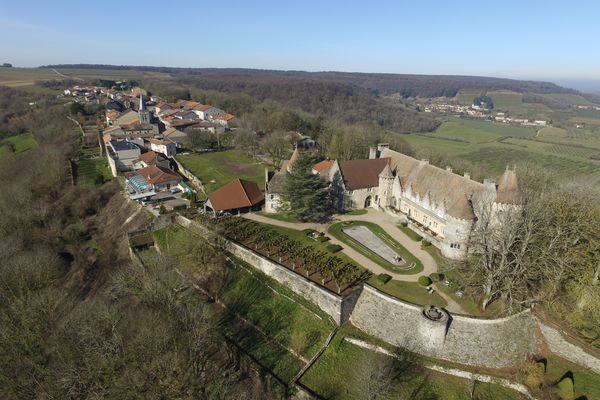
[463,172,470,180]
[446,166,453,173]
[483,178,496,191]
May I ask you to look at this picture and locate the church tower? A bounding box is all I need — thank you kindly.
[138,94,150,124]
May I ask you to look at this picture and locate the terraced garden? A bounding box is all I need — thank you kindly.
[0,133,38,159]
[74,158,112,186]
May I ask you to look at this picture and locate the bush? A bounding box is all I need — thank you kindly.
[172,204,187,211]
[400,221,408,227]
[302,228,317,236]
[421,240,431,247]
[377,273,392,284]
[159,204,167,215]
[326,244,342,253]
[557,374,574,400]
[430,273,445,282]
[418,276,432,287]
[316,236,330,242]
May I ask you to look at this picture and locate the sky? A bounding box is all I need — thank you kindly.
[2,0,600,84]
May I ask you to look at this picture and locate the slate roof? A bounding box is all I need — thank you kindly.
[380,148,485,220]
[338,158,390,190]
[208,179,264,212]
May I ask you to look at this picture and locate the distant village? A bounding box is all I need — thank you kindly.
[418,101,549,127]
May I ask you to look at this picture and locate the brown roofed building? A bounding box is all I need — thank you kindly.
[205,179,264,214]
[135,165,180,191]
[337,158,390,190]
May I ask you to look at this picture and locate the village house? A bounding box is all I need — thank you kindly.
[134,150,172,170]
[106,139,141,177]
[144,137,177,158]
[129,165,181,193]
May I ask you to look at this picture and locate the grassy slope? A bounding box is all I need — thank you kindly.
[300,328,525,400]
[176,150,265,193]
[367,277,447,308]
[0,133,38,159]
[75,158,112,186]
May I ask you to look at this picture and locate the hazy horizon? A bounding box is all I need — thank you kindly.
[2,1,600,82]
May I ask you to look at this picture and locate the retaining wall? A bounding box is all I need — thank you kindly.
[537,320,600,374]
[226,239,360,325]
[350,284,539,368]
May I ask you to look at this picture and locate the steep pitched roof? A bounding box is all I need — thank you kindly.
[338,158,390,190]
[286,148,299,172]
[313,159,332,174]
[136,165,179,185]
[496,168,521,204]
[138,151,159,164]
[208,179,264,212]
[379,148,483,220]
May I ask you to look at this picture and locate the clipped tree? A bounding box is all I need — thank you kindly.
[281,153,331,222]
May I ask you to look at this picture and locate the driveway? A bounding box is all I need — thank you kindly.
[243,210,466,313]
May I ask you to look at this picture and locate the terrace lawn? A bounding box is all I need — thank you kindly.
[300,328,525,400]
[74,158,112,186]
[368,277,447,308]
[176,150,265,194]
[328,221,423,275]
[256,211,300,223]
[0,133,38,159]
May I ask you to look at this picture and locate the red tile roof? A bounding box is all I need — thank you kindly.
[138,151,159,164]
[136,165,179,185]
[215,113,235,121]
[208,179,264,212]
[313,159,332,173]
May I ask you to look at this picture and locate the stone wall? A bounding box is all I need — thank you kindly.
[350,284,539,368]
[226,239,360,325]
[538,320,600,374]
[173,158,204,192]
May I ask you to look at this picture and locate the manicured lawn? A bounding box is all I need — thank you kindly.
[74,158,112,186]
[397,224,423,242]
[300,327,525,399]
[328,221,423,275]
[344,209,368,216]
[368,277,447,308]
[0,133,38,158]
[176,149,265,194]
[256,211,300,223]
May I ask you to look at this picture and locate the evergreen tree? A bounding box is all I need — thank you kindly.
[282,154,331,222]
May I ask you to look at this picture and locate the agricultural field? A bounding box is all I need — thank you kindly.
[0,67,59,86]
[74,158,112,186]
[0,133,38,159]
[432,117,536,142]
[56,68,145,81]
[176,149,266,194]
[456,89,481,105]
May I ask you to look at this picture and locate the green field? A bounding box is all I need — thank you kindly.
[368,277,447,308]
[176,149,266,194]
[432,117,536,142]
[300,328,526,399]
[74,158,113,186]
[0,133,38,158]
[0,67,59,86]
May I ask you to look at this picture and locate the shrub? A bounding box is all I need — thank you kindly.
[418,276,432,287]
[326,244,342,253]
[316,236,330,243]
[422,240,431,247]
[557,374,574,400]
[159,204,167,215]
[430,273,445,282]
[302,228,316,236]
[400,221,408,227]
[377,273,392,284]
[172,204,187,211]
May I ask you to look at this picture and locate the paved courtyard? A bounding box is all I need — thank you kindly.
[342,225,405,266]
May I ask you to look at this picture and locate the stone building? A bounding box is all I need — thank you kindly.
[329,144,520,259]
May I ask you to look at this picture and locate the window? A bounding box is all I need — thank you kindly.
[450,243,461,249]
[367,188,372,193]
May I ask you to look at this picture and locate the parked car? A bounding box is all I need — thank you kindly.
[169,187,181,194]
[141,198,154,206]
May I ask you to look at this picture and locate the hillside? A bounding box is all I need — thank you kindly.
[41,64,579,97]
